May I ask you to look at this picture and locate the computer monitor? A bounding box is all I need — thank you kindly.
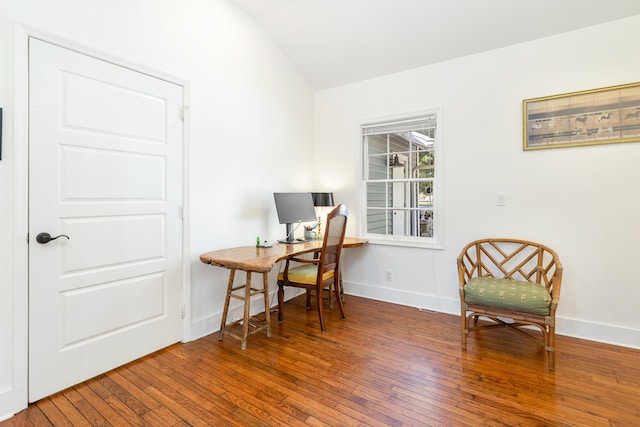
[273,192,317,243]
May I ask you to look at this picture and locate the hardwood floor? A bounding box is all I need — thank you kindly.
[4,295,640,426]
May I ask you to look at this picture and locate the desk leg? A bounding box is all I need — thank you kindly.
[262,272,271,337]
[217,269,271,350]
[240,271,252,350]
[219,269,236,342]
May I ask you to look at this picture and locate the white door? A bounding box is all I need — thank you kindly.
[28,38,184,402]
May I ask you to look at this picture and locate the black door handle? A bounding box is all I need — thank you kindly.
[36,232,70,244]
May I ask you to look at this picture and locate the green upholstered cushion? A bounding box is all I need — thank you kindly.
[277,264,334,285]
[464,277,551,316]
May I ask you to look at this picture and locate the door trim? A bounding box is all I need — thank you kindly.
[11,22,191,413]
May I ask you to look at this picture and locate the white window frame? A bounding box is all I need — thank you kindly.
[357,109,444,249]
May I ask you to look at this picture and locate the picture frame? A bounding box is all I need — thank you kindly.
[523,82,640,150]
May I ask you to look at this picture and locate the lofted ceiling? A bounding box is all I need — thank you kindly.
[229,0,640,90]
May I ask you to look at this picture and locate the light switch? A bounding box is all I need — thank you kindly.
[496,192,506,206]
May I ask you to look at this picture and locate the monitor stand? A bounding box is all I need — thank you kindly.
[277,238,305,244]
[278,223,305,244]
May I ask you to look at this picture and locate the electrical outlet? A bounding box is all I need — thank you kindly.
[496,192,506,206]
[385,270,393,281]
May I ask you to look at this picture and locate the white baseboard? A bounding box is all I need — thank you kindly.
[344,280,640,350]
[0,388,17,422]
[187,311,221,342]
[346,280,460,315]
[186,288,302,342]
[557,316,640,350]
[187,280,640,350]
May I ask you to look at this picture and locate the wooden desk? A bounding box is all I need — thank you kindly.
[200,237,367,349]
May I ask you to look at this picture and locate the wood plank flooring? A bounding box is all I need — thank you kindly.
[4,295,640,426]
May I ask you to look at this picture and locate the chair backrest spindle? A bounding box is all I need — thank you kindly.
[318,205,348,277]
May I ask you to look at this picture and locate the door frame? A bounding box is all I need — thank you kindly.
[11,22,191,412]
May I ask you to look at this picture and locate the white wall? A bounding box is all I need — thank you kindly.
[0,0,314,418]
[315,16,640,349]
[2,0,640,420]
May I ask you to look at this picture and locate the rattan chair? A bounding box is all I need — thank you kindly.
[457,238,563,371]
[277,204,348,332]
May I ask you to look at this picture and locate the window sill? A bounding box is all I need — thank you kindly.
[363,235,444,250]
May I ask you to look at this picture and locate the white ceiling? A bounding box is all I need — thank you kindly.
[229,0,640,90]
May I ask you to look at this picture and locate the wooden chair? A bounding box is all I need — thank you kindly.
[277,204,348,332]
[457,238,563,371]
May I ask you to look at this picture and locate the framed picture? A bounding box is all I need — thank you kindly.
[523,82,640,150]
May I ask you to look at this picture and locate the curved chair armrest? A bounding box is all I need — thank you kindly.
[456,255,474,290]
[549,262,563,310]
[286,256,320,265]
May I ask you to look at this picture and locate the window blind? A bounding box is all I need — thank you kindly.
[361,115,437,135]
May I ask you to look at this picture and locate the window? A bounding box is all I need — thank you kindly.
[361,112,442,248]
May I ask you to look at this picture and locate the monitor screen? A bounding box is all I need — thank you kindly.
[273,192,317,224]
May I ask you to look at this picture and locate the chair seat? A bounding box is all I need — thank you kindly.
[277,264,334,285]
[464,277,551,316]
